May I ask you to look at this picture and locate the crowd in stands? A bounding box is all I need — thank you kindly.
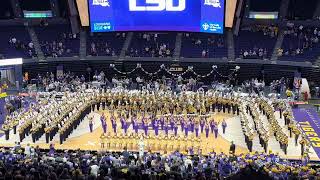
[181,33,227,58]
[0,145,319,180]
[7,37,37,58]
[88,33,126,57]
[40,32,78,58]
[277,23,320,61]
[36,23,79,58]
[237,25,278,59]
[126,33,174,57]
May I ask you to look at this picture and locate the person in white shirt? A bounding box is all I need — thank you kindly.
[24,144,31,157]
[202,50,206,57]
[90,162,99,177]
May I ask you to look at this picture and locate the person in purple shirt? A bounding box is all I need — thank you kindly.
[164,122,169,135]
[184,125,189,136]
[123,122,128,134]
[120,117,124,129]
[195,123,199,137]
[49,143,55,156]
[151,119,155,129]
[170,118,174,130]
[190,120,195,133]
[174,123,178,136]
[210,120,215,134]
[214,124,219,138]
[133,119,139,134]
[180,118,185,132]
[205,124,210,138]
[142,118,145,128]
[154,121,159,136]
[160,117,164,129]
[112,120,117,133]
[144,124,148,135]
[100,114,105,124]
[102,119,107,133]
[200,118,205,133]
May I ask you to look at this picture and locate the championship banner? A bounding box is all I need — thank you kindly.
[292,108,320,158]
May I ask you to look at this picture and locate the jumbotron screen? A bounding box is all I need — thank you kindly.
[88,0,225,34]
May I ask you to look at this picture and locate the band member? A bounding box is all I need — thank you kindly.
[300,138,308,156]
[89,118,93,133]
[293,127,300,146]
[100,133,106,149]
[288,122,293,138]
[247,134,253,152]
[229,141,236,154]
[106,132,111,148]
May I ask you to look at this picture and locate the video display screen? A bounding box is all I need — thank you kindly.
[89,0,225,33]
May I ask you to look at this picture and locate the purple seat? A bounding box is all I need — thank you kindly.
[234,30,277,59]
[279,26,320,62]
[35,25,79,57]
[0,26,34,58]
[127,32,176,57]
[181,33,227,58]
[87,32,126,56]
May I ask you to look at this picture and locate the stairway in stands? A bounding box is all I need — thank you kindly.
[173,33,182,58]
[26,26,45,61]
[227,30,235,60]
[271,29,285,61]
[115,32,134,68]
[79,29,87,59]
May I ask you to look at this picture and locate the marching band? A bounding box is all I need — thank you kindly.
[1,87,306,156]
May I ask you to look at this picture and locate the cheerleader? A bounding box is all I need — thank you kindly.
[214,123,219,138]
[204,123,210,138]
[200,118,205,133]
[195,122,199,137]
[173,123,178,136]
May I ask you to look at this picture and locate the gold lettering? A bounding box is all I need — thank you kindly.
[309,137,320,142]
[306,132,318,136]
[299,121,311,125]
[311,142,320,148]
[302,127,315,132]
